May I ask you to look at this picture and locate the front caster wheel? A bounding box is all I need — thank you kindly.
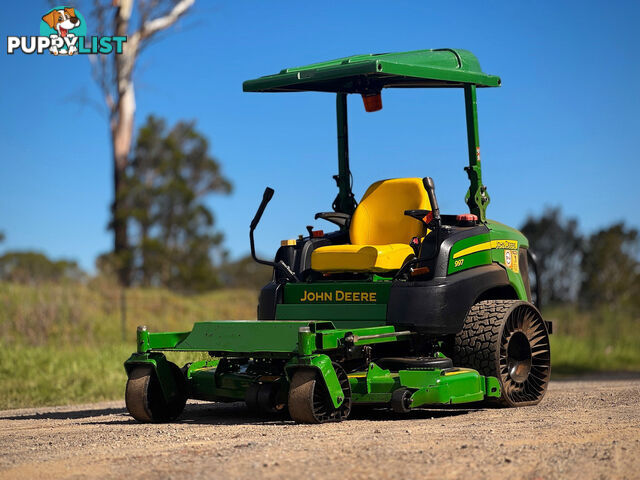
[288,363,351,424]
[391,388,412,413]
[245,382,287,414]
[125,364,187,423]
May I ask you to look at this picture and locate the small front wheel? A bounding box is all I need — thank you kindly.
[391,388,413,413]
[287,363,351,424]
[245,382,287,414]
[125,364,187,423]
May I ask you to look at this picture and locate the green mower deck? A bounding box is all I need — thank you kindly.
[125,321,501,423]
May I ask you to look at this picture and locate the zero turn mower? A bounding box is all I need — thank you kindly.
[124,49,551,424]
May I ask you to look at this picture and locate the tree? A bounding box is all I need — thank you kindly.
[520,207,583,305]
[121,115,231,291]
[89,0,195,285]
[0,252,84,284]
[580,223,640,311]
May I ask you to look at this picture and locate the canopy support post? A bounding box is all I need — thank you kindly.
[333,93,357,217]
[464,84,490,222]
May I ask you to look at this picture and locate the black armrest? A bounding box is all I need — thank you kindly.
[314,212,351,228]
[404,209,431,223]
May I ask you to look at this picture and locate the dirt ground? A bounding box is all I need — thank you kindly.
[1,376,638,480]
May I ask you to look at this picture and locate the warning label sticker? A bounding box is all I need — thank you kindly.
[504,249,519,273]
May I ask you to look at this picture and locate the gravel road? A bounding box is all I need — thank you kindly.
[1,376,638,480]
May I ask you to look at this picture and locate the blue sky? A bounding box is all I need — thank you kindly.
[1,1,639,271]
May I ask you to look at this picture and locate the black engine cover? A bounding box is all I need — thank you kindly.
[387,264,511,334]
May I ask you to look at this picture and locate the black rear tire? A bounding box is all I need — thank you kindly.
[452,300,551,407]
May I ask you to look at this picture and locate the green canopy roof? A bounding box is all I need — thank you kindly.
[243,48,501,94]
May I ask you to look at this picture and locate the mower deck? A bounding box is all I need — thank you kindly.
[125,321,501,421]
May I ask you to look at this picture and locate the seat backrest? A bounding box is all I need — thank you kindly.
[350,178,431,245]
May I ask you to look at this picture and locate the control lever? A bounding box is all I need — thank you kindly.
[249,187,298,282]
[250,187,274,230]
[401,177,443,266]
[422,176,440,222]
[420,176,442,260]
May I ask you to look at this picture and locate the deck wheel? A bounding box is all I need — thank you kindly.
[391,388,413,413]
[125,363,187,423]
[257,382,287,413]
[244,383,261,412]
[288,362,351,424]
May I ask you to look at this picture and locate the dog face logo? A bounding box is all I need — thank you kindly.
[40,6,86,55]
[42,8,80,38]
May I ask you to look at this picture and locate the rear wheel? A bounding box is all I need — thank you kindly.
[452,300,551,407]
[288,363,351,424]
[125,363,187,422]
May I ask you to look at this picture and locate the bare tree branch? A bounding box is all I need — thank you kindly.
[64,86,109,117]
[137,0,194,43]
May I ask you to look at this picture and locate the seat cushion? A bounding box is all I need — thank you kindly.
[311,243,415,273]
[350,178,430,245]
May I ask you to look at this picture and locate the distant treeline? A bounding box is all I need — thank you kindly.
[0,249,272,292]
[521,207,639,312]
[2,205,638,313]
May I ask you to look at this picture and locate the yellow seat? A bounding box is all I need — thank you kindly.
[311,178,431,272]
[310,243,416,272]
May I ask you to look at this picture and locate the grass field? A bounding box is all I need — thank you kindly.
[0,282,256,409]
[1,282,638,409]
[544,305,640,374]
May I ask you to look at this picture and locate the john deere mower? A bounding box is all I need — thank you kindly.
[124,49,551,424]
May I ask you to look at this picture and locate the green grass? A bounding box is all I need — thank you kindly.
[544,305,640,375]
[1,343,131,409]
[0,342,213,409]
[0,282,638,409]
[550,335,640,375]
[0,281,259,345]
[0,282,258,409]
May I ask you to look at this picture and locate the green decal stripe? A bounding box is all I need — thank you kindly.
[453,241,491,259]
[450,234,491,257]
[448,250,492,275]
[449,233,490,274]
